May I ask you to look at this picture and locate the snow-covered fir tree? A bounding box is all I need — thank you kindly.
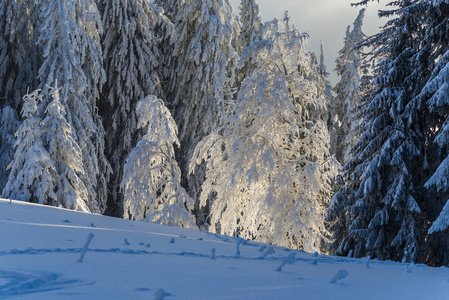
[4,85,92,211]
[2,90,56,204]
[238,0,262,50]
[100,0,165,216]
[169,0,238,159]
[416,0,449,265]
[332,9,366,165]
[167,0,239,206]
[329,1,427,263]
[235,0,263,88]
[0,0,41,108]
[318,42,329,78]
[0,106,20,191]
[41,85,92,211]
[4,0,110,213]
[316,43,335,140]
[122,96,197,229]
[191,14,335,252]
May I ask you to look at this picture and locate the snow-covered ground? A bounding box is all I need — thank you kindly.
[1,199,448,300]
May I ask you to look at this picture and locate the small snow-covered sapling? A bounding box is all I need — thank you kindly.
[347,250,353,258]
[330,270,348,283]
[77,233,94,263]
[365,255,371,269]
[235,237,245,258]
[275,252,296,272]
[259,247,275,259]
[311,251,319,265]
[211,248,216,259]
[89,223,95,227]
[406,262,414,273]
[169,238,175,244]
[124,238,130,245]
[145,243,151,248]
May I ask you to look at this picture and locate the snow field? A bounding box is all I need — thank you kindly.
[1,199,448,299]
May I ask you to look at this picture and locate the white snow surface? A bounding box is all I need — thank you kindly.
[0,199,448,300]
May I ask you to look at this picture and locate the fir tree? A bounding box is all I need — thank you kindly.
[122,96,197,229]
[100,0,165,216]
[0,0,41,109]
[0,106,20,191]
[332,9,366,165]
[2,89,57,204]
[168,0,239,207]
[318,42,329,78]
[238,0,262,50]
[4,85,92,211]
[338,0,449,267]
[4,0,110,213]
[330,1,427,263]
[416,0,449,265]
[236,0,263,88]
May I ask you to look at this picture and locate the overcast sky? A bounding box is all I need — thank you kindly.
[229,0,389,85]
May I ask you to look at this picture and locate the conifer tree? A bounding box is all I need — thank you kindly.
[122,96,197,229]
[4,0,110,213]
[2,90,57,204]
[238,0,262,50]
[3,85,93,211]
[416,0,449,265]
[0,106,20,191]
[329,1,427,262]
[236,0,263,88]
[337,0,449,267]
[168,0,239,203]
[0,0,41,108]
[100,0,165,216]
[332,9,366,165]
[318,43,329,78]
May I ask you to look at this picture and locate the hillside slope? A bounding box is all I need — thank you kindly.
[0,199,448,299]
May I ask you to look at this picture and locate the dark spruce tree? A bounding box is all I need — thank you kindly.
[328,0,429,263]
[417,0,449,266]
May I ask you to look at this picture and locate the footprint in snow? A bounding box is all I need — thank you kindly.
[154,288,172,300]
[0,271,93,297]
